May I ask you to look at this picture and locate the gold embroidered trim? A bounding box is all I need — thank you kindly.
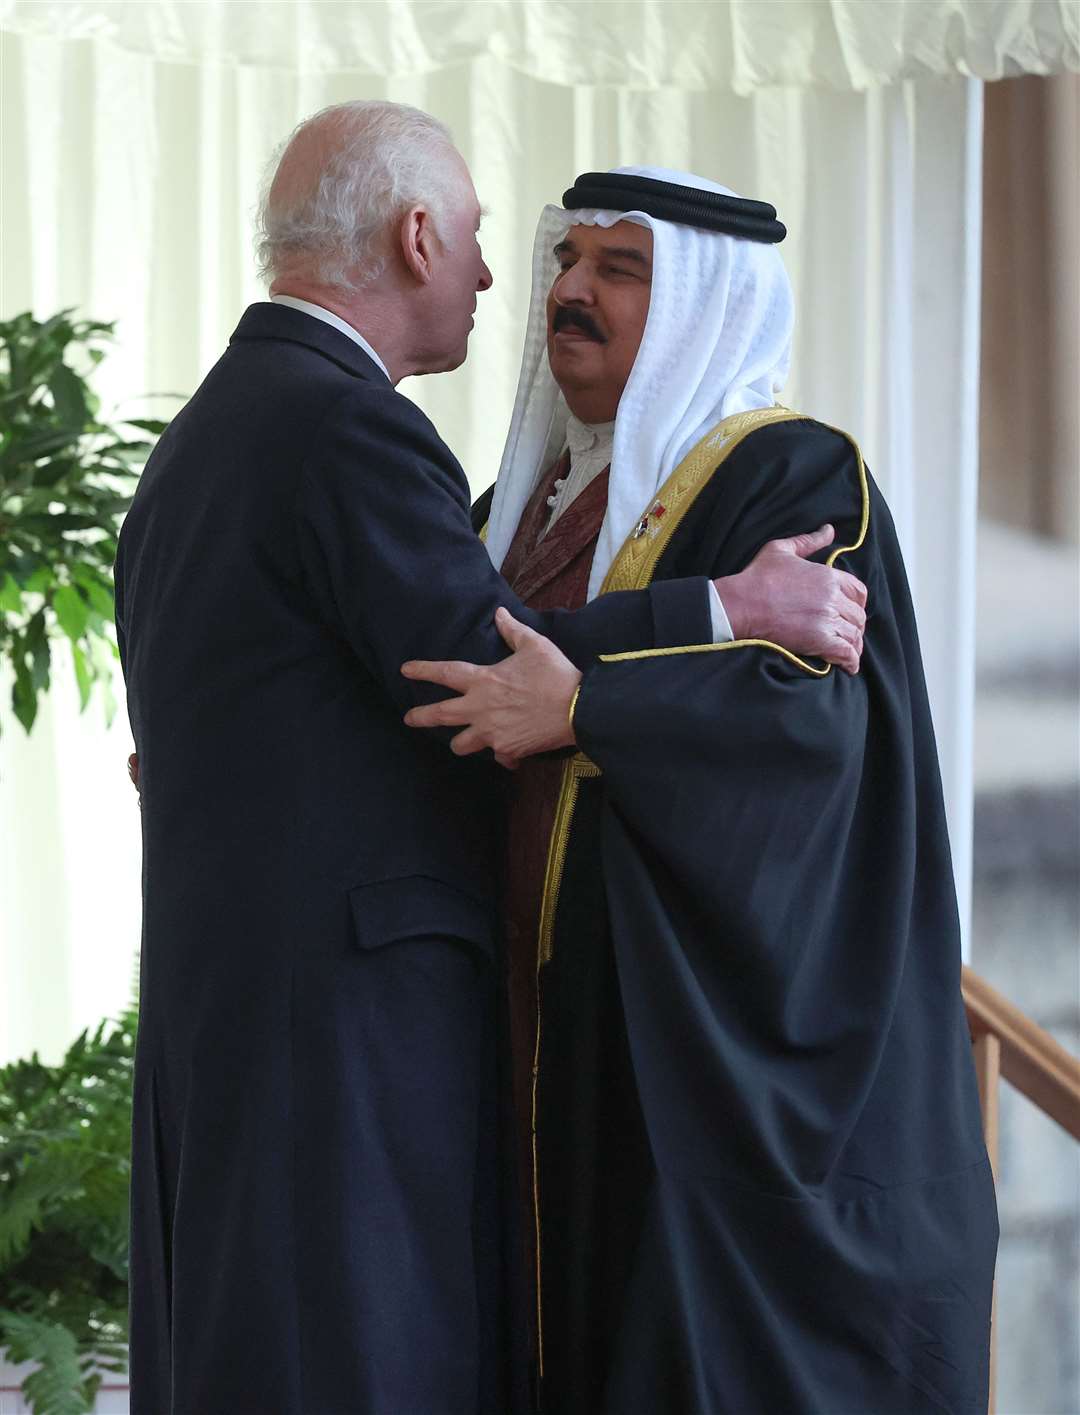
[599,638,831,677]
[822,421,870,565]
[567,682,582,735]
[599,406,804,595]
[537,753,602,968]
[478,520,488,543]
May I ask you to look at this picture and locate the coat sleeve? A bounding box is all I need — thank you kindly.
[568,429,930,1193]
[293,385,712,716]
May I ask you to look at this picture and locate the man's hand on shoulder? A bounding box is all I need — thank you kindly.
[401,608,581,769]
[714,524,867,676]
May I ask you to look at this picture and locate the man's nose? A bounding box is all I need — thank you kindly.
[553,264,595,304]
[477,258,493,293]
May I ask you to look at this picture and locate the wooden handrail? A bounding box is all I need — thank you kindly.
[962,965,1080,1142]
[961,965,1080,1415]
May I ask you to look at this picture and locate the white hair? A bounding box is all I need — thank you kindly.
[256,100,460,292]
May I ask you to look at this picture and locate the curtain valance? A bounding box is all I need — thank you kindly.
[1,0,1076,90]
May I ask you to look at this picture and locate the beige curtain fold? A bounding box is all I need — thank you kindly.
[1,0,1077,88]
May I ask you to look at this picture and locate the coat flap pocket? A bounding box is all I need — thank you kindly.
[348,874,494,958]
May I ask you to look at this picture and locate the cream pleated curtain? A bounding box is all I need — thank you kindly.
[3,0,1077,85]
[2,2,1076,1065]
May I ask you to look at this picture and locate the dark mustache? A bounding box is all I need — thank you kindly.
[552,307,606,342]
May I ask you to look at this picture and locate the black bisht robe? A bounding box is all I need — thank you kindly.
[521,412,998,1414]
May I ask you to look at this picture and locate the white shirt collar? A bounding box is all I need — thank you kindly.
[565,413,615,460]
[541,415,615,537]
[269,295,390,381]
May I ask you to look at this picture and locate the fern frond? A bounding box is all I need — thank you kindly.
[0,1308,95,1415]
[0,1001,135,1390]
[0,1150,95,1269]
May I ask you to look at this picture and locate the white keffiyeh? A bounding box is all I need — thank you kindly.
[484,166,795,601]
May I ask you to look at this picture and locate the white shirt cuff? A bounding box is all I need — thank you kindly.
[708,581,734,643]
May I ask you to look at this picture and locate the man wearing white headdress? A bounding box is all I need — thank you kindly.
[405,168,997,1413]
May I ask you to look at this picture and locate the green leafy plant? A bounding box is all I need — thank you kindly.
[0,1006,136,1415]
[0,310,167,738]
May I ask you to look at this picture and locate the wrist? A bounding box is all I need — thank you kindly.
[712,574,749,640]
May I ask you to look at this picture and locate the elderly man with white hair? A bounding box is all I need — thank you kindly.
[115,109,858,1413]
[404,169,998,1413]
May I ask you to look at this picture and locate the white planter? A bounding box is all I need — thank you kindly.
[0,1353,129,1414]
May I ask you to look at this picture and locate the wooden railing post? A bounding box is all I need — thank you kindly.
[962,966,1080,1415]
[973,1030,1001,1177]
[971,1029,1001,1415]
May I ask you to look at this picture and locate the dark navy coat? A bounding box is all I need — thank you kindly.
[114,302,710,1415]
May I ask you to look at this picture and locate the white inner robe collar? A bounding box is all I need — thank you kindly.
[540,415,615,538]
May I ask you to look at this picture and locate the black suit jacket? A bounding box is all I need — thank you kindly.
[115,302,710,1415]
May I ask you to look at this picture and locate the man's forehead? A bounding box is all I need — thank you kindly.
[562,219,653,257]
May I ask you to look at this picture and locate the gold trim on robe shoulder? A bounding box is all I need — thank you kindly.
[591,417,872,674]
[598,406,805,594]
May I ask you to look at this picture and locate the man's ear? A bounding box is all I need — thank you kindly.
[400,205,437,284]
